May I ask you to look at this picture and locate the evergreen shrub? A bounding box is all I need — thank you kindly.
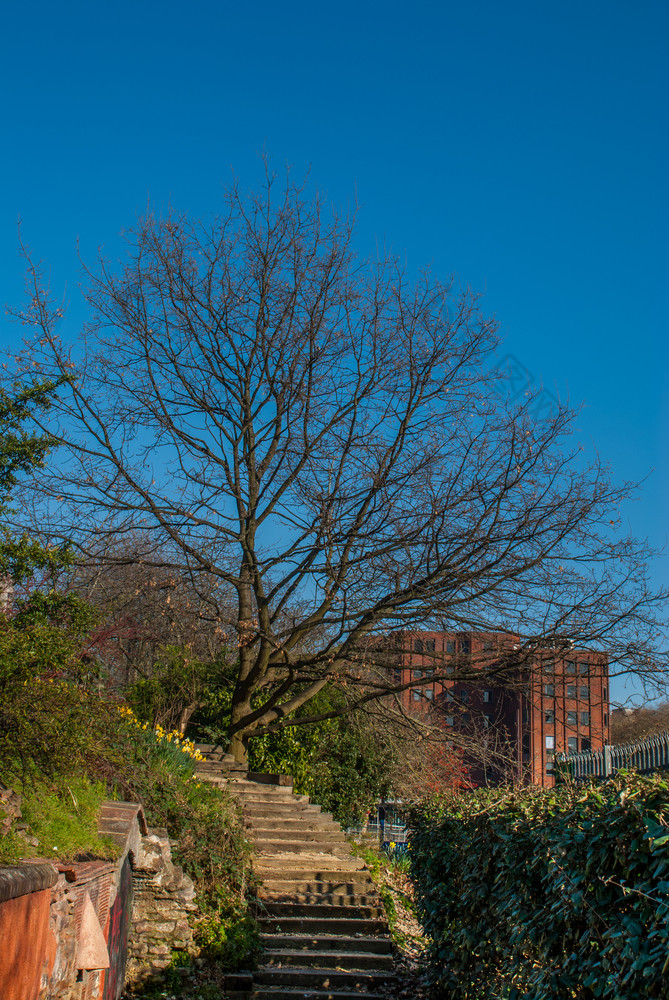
[409,773,669,999]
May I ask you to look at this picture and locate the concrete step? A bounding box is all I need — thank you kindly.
[259,877,375,894]
[254,840,350,857]
[250,990,390,1000]
[260,891,381,907]
[216,779,297,795]
[263,949,395,972]
[242,801,322,815]
[242,806,334,833]
[253,968,395,990]
[259,915,388,936]
[249,828,346,843]
[245,818,340,833]
[260,902,384,920]
[254,858,368,876]
[259,933,392,954]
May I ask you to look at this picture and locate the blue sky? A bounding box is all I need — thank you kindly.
[1,1,666,700]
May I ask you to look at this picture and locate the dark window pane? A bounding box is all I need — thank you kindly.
[425,639,435,653]
[567,737,578,751]
[567,685,576,699]
[567,711,577,725]
[460,639,471,654]
[544,684,554,697]
[580,686,588,700]
[414,639,423,654]
[579,662,589,676]
[446,641,455,654]
[545,711,555,724]
[581,711,590,725]
[460,689,469,703]
[566,661,576,674]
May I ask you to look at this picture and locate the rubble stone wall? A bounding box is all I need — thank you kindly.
[126,827,197,982]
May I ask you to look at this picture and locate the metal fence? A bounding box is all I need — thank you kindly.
[556,730,669,782]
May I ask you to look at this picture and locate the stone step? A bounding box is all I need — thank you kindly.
[259,933,392,955]
[253,968,395,990]
[250,828,345,843]
[206,778,298,795]
[245,818,340,833]
[260,902,384,920]
[259,877,375,893]
[242,802,332,830]
[242,801,322,815]
[260,891,381,907]
[255,858,368,876]
[263,949,395,971]
[259,916,388,936]
[250,990,390,1000]
[254,840,350,857]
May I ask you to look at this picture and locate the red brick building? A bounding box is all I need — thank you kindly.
[391,630,609,787]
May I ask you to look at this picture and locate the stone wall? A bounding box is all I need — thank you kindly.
[125,827,196,982]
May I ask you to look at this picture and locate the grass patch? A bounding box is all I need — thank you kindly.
[0,774,119,864]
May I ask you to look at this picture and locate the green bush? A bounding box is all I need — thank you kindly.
[409,773,669,999]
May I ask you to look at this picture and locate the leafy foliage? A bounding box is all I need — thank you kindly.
[409,774,669,999]
[243,690,397,826]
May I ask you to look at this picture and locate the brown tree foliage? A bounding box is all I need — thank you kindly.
[610,702,669,744]
[10,167,667,761]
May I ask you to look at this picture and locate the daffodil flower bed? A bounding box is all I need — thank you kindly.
[117,705,205,773]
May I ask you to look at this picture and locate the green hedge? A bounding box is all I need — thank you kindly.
[409,774,669,999]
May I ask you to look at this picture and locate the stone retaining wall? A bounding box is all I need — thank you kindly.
[125,827,196,982]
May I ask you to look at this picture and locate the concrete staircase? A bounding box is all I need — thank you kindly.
[196,745,396,999]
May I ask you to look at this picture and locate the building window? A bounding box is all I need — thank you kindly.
[566,661,576,674]
[546,735,555,749]
[567,737,578,751]
[414,639,424,654]
[567,711,577,725]
[581,738,591,751]
[413,669,423,679]
[424,667,435,677]
[545,710,555,724]
[412,690,421,702]
[603,686,607,700]
[462,712,470,724]
[483,690,492,703]
[446,640,455,654]
[544,661,554,674]
[446,714,454,726]
[460,689,469,704]
[425,688,434,700]
[544,684,554,697]
[546,761,555,773]
[460,639,471,654]
[483,640,493,652]
[425,638,435,653]
[580,711,590,725]
[604,712,608,726]
[567,685,576,699]
[579,662,589,676]
[579,686,588,700]
[483,714,491,728]
[445,689,454,701]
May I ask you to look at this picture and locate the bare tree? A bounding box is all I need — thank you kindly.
[9,166,667,762]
